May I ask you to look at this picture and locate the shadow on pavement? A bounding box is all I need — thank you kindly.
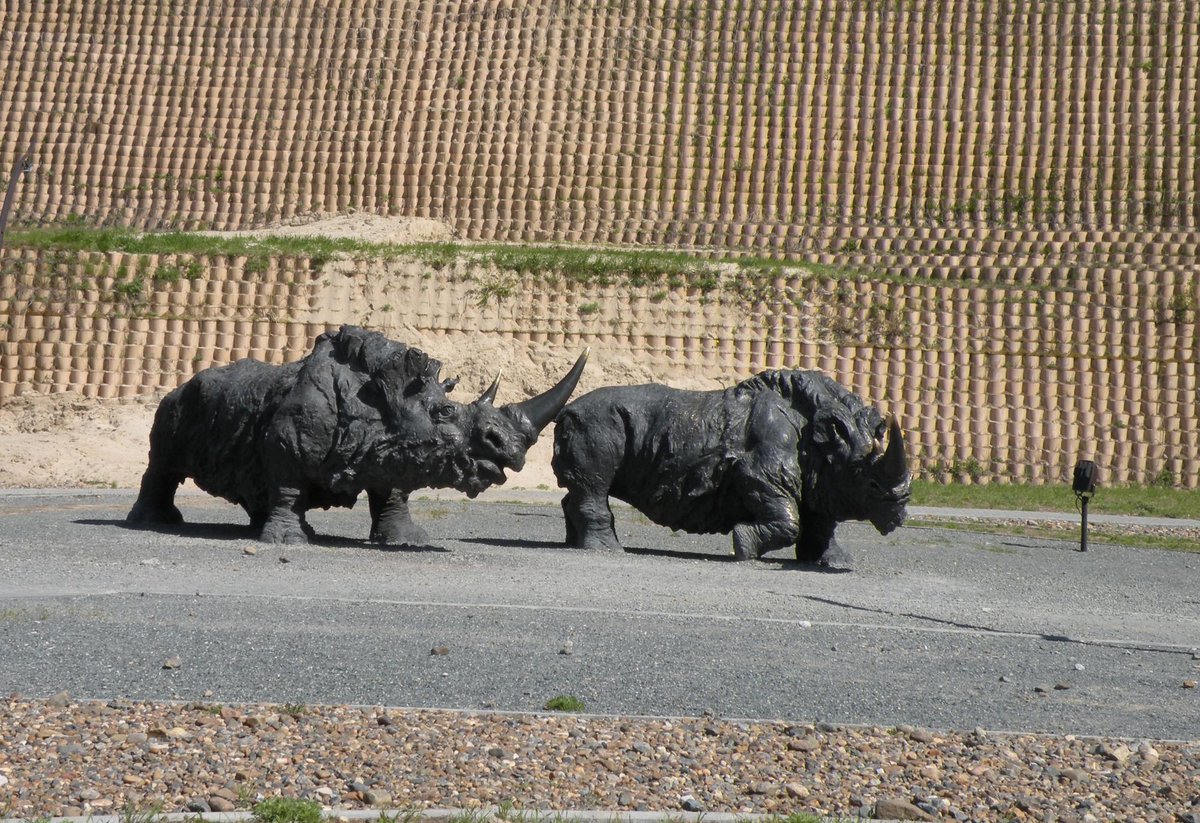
[79,518,450,553]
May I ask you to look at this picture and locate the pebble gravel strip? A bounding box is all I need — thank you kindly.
[2,698,1199,822]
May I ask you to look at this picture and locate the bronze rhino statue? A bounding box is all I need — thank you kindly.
[551,369,909,563]
[128,325,587,545]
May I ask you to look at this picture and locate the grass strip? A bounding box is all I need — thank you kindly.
[910,480,1200,520]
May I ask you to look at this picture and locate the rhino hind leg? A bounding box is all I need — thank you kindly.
[126,468,185,526]
[368,488,430,546]
[561,488,621,551]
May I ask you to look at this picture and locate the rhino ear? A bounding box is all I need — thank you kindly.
[811,407,859,463]
[402,374,429,398]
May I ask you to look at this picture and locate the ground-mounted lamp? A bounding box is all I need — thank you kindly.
[1072,459,1098,552]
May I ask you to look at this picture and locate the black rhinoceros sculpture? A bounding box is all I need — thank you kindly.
[128,325,587,545]
[551,369,909,563]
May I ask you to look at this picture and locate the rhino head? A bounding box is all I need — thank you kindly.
[366,338,589,497]
[450,349,590,497]
[807,406,911,535]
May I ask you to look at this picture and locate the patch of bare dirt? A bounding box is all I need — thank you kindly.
[0,394,157,489]
[200,212,457,244]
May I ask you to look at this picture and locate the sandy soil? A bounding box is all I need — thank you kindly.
[2,214,724,492]
[199,212,458,244]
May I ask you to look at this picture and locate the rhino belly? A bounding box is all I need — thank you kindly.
[612,457,749,535]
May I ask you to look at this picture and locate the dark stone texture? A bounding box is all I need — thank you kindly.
[551,369,909,562]
[128,325,586,544]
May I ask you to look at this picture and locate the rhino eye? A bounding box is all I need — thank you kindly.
[431,403,457,422]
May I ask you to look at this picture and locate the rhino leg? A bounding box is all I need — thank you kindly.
[246,503,313,539]
[730,482,800,561]
[126,468,185,526]
[561,488,622,551]
[258,485,311,544]
[368,488,430,546]
[796,510,845,565]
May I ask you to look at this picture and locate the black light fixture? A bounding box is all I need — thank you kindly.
[1072,459,1098,552]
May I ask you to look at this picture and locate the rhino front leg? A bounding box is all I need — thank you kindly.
[731,486,800,561]
[561,487,622,551]
[258,485,310,544]
[368,488,430,546]
[126,468,185,526]
[796,509,844,565]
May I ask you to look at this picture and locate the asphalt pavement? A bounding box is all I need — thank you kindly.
[1,487,1197,740]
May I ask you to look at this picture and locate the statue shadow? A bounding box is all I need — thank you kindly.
[622,545,852,572]
[465,536,583,551]
[85,519,449,553]
[362,540,450,554]
[86,518,256,541]
[623,545,741,563]
[762,557,854,574]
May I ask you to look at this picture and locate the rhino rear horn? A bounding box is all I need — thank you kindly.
[478,370,502,405]
[880,413,908,479]
[507,348,589,434]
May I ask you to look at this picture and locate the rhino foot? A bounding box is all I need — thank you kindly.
[126,500,184,526]
[371,522,431,547]
[802,538,852,568]
[573,531,623,552]
[259,518,310,545]
[731,524,763,561]
[561,490,622,550]
[795,513,839,564]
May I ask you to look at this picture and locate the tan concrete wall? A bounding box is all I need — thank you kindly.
[2,247,1196,487]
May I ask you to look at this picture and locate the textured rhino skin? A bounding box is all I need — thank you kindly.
[551,370,910,563]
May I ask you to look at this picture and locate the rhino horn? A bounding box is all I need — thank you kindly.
[478,370,502,405]
[870,411,895,454]
[506,348,589,434]
[879,413,908,479]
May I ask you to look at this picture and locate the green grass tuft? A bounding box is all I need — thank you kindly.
[251,797,323,823]
[119,804,165,823]
[543,694,586,712]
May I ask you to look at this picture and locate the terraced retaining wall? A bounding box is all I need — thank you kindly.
[3,0,1198,486]
[2,248,1196,488]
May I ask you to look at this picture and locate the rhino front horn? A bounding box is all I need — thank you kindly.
[881,413,908,478]
[507,348,589,434]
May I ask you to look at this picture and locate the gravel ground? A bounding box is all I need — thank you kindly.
[3,696,1199,822]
